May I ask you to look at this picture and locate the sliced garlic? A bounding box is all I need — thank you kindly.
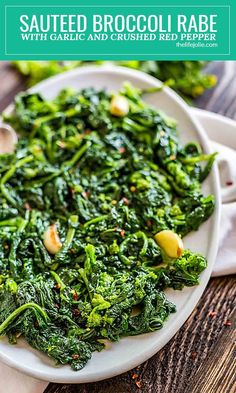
[0,124,18,154]
[154,230,184,259]
[43,224,62,255]
[110,95,129,117]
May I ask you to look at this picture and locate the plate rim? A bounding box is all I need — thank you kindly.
[0,65,221,383]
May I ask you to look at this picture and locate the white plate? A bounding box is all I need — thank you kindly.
[0,66,220,383]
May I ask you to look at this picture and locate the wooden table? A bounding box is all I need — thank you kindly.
[0,61,235,393]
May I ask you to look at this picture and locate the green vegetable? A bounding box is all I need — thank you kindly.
[0,83,215,370]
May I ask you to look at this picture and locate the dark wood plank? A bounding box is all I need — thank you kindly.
[185,311,236,393]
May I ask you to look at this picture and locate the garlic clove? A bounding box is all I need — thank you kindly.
[154,230,184,259]
[110,95,129,117]
[43,224,62,255]
[0,124,18,154]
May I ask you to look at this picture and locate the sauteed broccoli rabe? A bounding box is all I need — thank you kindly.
[0,83,215,370]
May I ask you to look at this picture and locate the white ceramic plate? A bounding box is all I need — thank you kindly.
[0,66,220,383]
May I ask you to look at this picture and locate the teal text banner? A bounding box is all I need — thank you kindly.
[0,0,235,60]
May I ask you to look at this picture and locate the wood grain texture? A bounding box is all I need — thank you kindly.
[185,312,236,393]
[195,61,236,120]
[0,61,235,393]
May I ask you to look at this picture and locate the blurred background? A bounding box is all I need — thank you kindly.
[0,61,236,119]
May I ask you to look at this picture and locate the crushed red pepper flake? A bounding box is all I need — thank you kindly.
[120,230,125,237]
[132,373,139,379]
[146,220,152,227]
[72,308,80,316]
[226,181,233,186]
[208,311,217,318]
[122,197,129,205]
[82,191,90,199]
[224,320,232,326]
[191,351,197,359]
[119,147,126,153]
[72,354,80,360]
[72,291,79,301]
[57,141,66,149]
[135,381,142,389]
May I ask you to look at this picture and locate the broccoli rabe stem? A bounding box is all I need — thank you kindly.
[50,271,66,291]
[0,302,49,336]
[55,215,78,263]
[62,141,91,170]
[0,155,34,207]
[119,231,149,265]
[84,214,109,228]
